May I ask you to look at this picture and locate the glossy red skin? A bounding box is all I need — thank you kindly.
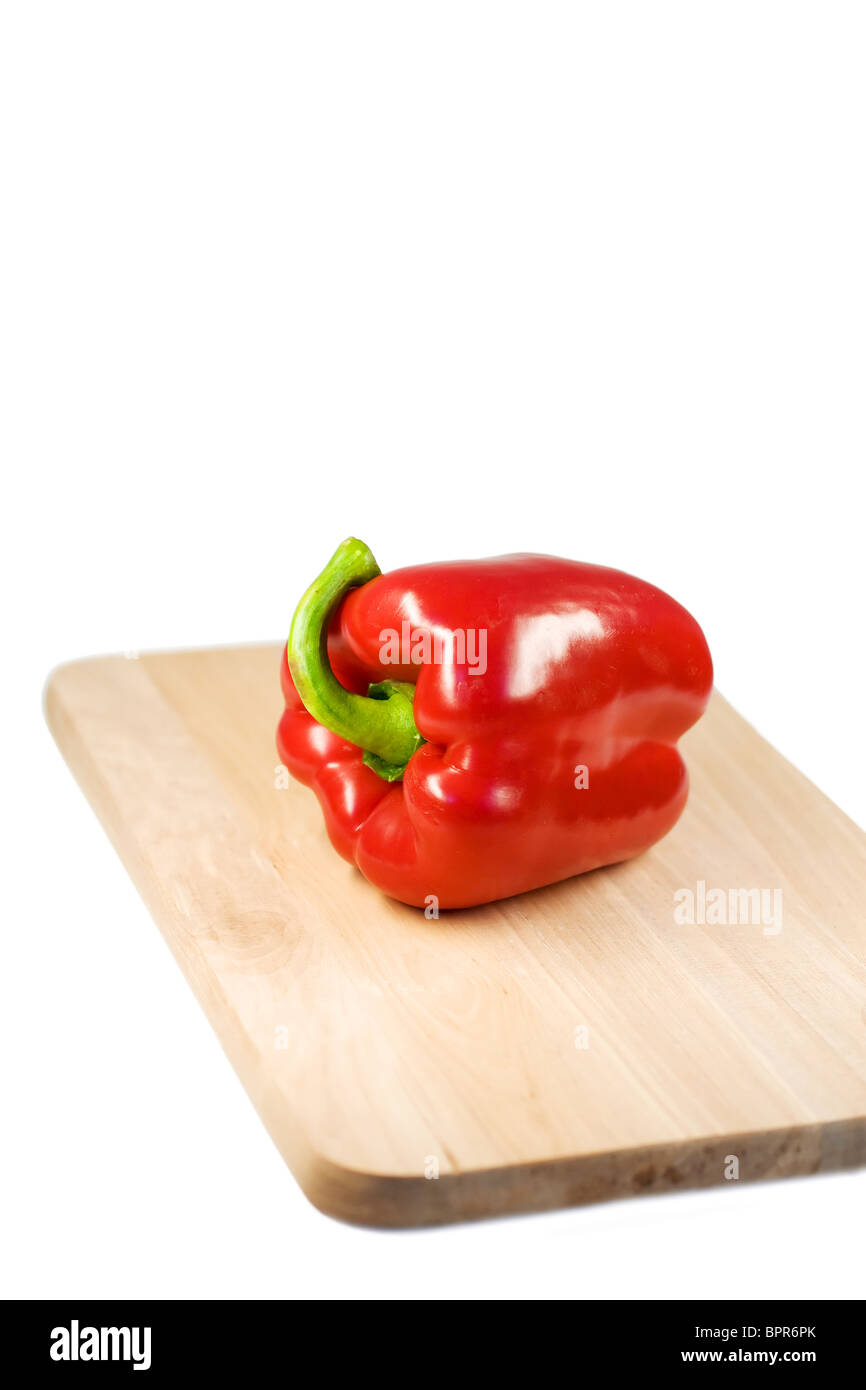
[277,554,713,909]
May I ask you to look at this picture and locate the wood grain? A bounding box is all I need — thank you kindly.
[44,644,866,1226]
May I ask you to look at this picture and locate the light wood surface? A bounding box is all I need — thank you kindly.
[45,644,866,1226]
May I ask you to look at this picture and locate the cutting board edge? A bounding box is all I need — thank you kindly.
[299,1116,866,1228]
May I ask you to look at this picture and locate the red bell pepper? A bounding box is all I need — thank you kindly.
[277,538,713,909]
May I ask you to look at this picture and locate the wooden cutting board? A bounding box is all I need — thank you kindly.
[45,644,866,1226]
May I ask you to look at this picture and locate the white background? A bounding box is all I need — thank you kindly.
[2,2,865,1299]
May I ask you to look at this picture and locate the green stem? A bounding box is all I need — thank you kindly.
[287,537,424,782]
